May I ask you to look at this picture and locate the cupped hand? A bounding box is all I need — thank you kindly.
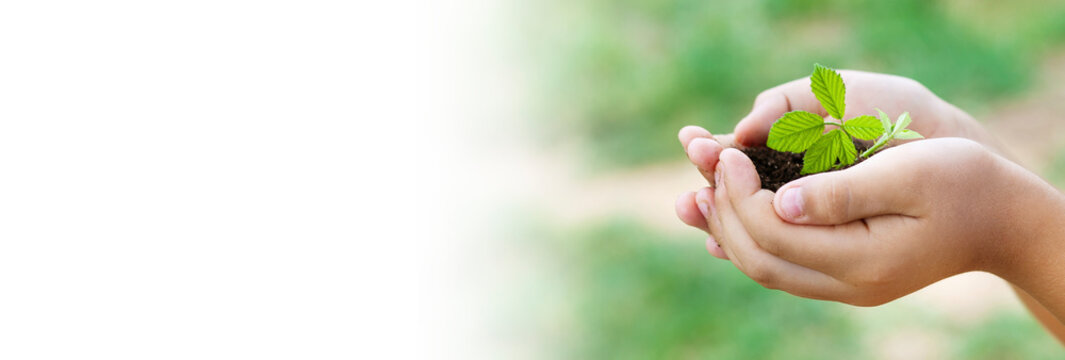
[676,70,1007,256]
[679,70,1003,188]
[700,138,1062,306]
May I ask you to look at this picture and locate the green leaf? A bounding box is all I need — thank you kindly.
[875,108,893,133]
[894,129,924,140]
[842,115,884,140]
[801,129,857,174]
[892,112,912,136]
[767,111,825,153]
[810,64,846,120]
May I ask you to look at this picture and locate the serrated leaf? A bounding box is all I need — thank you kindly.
[892,112,912,136]
[894,129,924,140]
[810,64,846,120]
[875,108,893,133]
[767,111,825,153]
[801,129,857,174]
[842,115,884,140]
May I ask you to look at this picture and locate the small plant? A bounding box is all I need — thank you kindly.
[767,64,924,174]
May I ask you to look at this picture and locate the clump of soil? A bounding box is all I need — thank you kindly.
[741,141,870,192]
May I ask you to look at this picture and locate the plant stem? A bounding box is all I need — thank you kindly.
[860,135,892,158]
[824,121,843,128]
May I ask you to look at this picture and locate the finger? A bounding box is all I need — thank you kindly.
[695,187,721,239]
[679,126,740,148]
[734,78,825,147]
[677,126,718,184]
[716,148,876,276]
[679,190,729,260]
[717,148,764,198]
[675,191,708,232]
[714,148,774,266]
[772,150,923,225]
[693,187,728,260]
[687,138,724,184]
[705,237,728,260]
[737,190,878,278]
[711,174,744,270]
[713,161,853,301]
[678,125,713,150]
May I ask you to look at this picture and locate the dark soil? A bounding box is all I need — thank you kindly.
[741,141,870,192]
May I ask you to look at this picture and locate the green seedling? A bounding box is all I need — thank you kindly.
[767,64,924,174]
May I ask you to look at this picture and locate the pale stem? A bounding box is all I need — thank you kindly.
[860,135,892,158]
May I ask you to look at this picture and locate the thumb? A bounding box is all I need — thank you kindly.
[772,157,919,225]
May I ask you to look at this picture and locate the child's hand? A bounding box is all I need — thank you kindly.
[698,138,1065,306]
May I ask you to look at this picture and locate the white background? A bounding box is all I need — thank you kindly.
[0,1,484,358]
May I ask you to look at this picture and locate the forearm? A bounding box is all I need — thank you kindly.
[990,168,1065,330]
[1007,256,1065,333]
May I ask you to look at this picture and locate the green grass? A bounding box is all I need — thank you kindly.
[526,0,1065,167]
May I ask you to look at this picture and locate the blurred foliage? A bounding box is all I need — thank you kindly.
[1044,147,1065,189]
[523,218,1059,359]
[527,0,1065,167]
[953,311,1062,359]
[529,218,865,359]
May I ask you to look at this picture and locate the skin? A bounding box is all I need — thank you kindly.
[675,70,1065,343]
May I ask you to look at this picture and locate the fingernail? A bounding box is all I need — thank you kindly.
[714,161,724,186]
[695,188,713,217]
[780,187,804,220]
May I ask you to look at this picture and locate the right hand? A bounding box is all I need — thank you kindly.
[701,138,1065,307]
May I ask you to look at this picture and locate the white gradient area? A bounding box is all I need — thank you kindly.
[0,0,485,358]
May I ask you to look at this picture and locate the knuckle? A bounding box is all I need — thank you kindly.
[746,261,777,289]
[753,89,774,105]
[753,88,784,108]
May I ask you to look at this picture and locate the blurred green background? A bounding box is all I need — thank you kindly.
[529,0,1065,167]
[505,0,1065,358]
